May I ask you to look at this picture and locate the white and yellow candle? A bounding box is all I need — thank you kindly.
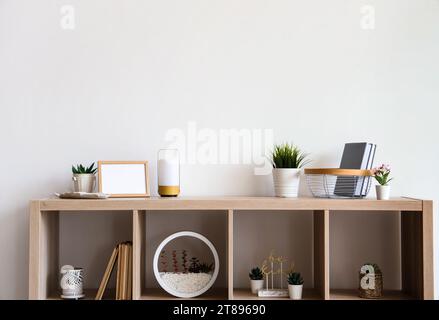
[158,149,180,197]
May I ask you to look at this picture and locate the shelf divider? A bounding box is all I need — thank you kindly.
[313,209,329,300]
[227,209,234,300]
[132,209,145,300]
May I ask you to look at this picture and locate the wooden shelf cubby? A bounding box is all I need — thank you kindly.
[29,197,433,300]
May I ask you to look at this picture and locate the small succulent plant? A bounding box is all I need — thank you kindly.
[287,272,304,285]
[249,267,264,280]
[72,163,97,174]
[198,262,214,274]
[187,257,213,273]
[188,257,200,273]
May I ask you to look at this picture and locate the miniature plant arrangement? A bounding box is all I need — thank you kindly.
[258,251,290,297]
[372,164,393,200]
[71,162,97,193]
[287,272,304,300]
[248,267,264,294]
[270,143,310,197]
[158,249,215,294]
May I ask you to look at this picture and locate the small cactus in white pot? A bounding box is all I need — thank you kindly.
[72,163,97,193]
[372,164,393,200]
[249,267,264,294]
[287,272,304,300]
[270,143,310,197]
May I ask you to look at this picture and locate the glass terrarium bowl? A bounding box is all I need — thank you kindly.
[153,231,219,298]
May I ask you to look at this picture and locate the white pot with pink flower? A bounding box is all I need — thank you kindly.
[372,164,393,200]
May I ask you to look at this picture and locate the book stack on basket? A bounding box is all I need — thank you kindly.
[96,241,132,300]
[305,142,376,199]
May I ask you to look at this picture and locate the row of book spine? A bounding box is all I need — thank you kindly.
[95,241,132,300]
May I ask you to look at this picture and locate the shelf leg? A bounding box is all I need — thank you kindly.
[422,201,434,300]
[29,202,59,300]
[401,202,434,300]
[227,209,233,300]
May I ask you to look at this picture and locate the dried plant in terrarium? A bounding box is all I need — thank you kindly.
[158,250,215,294]
[159,250,168,273]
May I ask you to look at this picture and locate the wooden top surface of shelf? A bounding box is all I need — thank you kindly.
[33,196,425,212]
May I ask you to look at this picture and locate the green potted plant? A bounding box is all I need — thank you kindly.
[270,143,310,197]
[287,272,304,300]
[249,267,264,294]
[372,164,393,200]
[72,163,97,193]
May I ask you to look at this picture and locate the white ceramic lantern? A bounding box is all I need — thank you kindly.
[60,265,84,299]
[158,149,180,197]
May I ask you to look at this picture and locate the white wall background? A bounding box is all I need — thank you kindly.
[0,0,438,299]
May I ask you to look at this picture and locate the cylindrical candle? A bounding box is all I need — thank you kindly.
[158,149,180,197]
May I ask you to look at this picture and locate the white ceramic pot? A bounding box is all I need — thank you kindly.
[288,284,303,300]
[72,174,96,193]
[272,168,301,197]
[376,185,390,200]
[250,279,264,294]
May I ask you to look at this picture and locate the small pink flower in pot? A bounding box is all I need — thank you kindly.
[372,164,393,200]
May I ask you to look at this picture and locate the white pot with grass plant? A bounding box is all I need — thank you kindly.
[287,272,304,300]
[249,267,264,294]
[72,163,97,193]
[372,164,393,200]
[271,143,309,197]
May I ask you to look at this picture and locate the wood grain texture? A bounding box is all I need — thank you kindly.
[305,168,373,176]
[234,288,321,300]
[28,201,40,299]
[314,210,329,300]
[330,289,412,300]
[28,196,433,301]
[29,202,59,300]
[227,209,233,300]
[422,200,434,299]
[132,210,145,300]
[98,160,150,197]
[37,196,423,212]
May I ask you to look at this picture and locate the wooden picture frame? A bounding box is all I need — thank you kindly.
[98,161,150,198]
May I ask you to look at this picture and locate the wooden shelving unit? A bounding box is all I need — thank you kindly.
[29,197,434,300]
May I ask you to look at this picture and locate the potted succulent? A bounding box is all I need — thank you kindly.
[270,143,310,197]
[248,267,264,294]
[287,272,304,300]
[372,164,393,200]
[72,163,97,193]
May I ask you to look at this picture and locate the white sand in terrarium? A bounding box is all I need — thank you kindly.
[160,272,212,293]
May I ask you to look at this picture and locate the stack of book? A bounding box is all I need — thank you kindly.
[334,142,376,197]
[95,241,132,300]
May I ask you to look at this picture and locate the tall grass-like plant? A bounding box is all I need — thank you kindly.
[271,143,310,169]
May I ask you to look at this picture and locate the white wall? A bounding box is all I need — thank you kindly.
[0,0,438,299]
